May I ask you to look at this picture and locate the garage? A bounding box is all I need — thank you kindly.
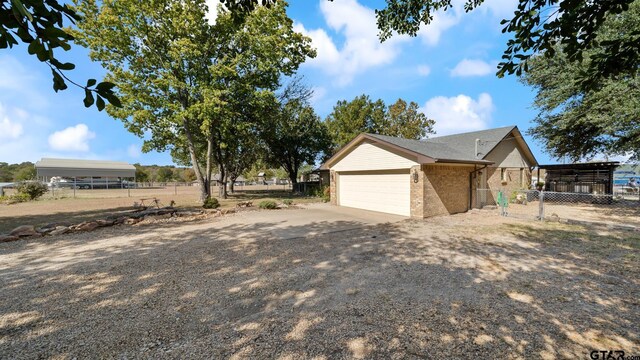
[338,170,411,216]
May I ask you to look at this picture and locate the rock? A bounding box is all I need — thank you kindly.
[144,213,172,221]
[96,219,115,227]
[10,225,39,237]
[49,227,70,236]
[124,217,142,225]
[0,234,20,243]
[75,221,100,232]
[175,210,204,217]
[37,226,57,235]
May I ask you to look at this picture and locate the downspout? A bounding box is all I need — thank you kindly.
[469,164,488,209]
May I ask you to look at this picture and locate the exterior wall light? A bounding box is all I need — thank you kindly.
[412,169,419,183]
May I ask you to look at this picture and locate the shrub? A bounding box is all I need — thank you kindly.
[202,197,220,209]
[322,186,330,202]
[258,200,277,209]
[283,199,293,206]
[15,181,48,201]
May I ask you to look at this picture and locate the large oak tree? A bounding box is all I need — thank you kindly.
[72,0,314,201]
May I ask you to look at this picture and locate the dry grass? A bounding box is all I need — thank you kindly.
[0,186,321,233]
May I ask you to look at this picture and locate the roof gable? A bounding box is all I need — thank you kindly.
[322,126,538,169]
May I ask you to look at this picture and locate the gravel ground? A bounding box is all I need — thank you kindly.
[1,209,638,359]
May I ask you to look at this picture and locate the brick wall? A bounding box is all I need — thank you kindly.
[487,167,532,195]
[410,165,424,218]
[422,165,474,217]
[329,170,337,205]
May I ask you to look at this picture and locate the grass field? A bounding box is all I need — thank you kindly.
[0,186,322,233]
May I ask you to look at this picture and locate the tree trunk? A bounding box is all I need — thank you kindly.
[182,117,209,202]
[229,176,236,194]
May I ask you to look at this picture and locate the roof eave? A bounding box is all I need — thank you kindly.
[321,133,438,169]
[434,159,494,165]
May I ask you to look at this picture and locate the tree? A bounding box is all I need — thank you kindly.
[133,164,149,183]
[13,166,36,181]
[0,0,120,110]
[181,168,197,182]
[261,82,331,187]
[382,99,435,139]
[325,94,386,149]
[522,1,640,161]
[326,95,435,151]
[72,0,313,202]
[375,0,638,89]
[156,167,174,182]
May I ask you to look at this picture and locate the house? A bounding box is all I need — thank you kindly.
[321,126,538,217]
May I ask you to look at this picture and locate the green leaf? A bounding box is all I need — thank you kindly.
[87,79,97,87]
[96,95,106,111]
[83,89,94,107]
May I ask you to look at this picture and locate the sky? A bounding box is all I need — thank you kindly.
[0,0,559,166]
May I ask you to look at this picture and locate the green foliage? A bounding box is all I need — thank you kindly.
[156,167,174,182]
[326,95,435,150]
[261,80,331,186]
[282,199,293,206]
[202,197,220,209]
[13,166,36,181]
[72,0,314,202]
[9,192,31,204]
[258,200,277,209]
[375,0,637,88]
[0,0,119,110]
[521,1,640,161]
[326,94,386,149]
[0,162,35,182]
[15,181,48,200]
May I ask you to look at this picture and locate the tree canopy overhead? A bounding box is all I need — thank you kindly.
[375,0,638,87]
[0,0,121,109]
[522,0,640,162]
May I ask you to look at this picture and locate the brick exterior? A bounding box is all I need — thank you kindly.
[329,170,337,205]
[422,165,474,217]
[471,166,532,208]
[410,165,424,218]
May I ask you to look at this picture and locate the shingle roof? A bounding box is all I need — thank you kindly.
[367,126,516,163]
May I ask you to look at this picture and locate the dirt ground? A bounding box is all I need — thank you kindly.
[0,187,320,233]
[1,206,638,359]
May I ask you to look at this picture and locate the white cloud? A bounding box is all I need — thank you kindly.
[48,124,96,152]
[0,104,23,140]
[421,93,494,135]
[451,59,494,77]
[417,11,461,46]
[417,65,432,76]
[294,0,409,86]
[127,144,142,158]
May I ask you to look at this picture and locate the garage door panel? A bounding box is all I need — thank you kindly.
[338,171,410,216]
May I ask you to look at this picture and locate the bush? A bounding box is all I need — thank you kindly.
[15,181,48,201]
[258,200,277,209]
[322,186,330,202]
[202,197,220,209]
[283,199,293,206]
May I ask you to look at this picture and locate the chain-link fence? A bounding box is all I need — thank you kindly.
[476,188,640,226]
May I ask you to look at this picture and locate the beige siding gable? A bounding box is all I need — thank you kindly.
[331,141,419,171]
[485,136,531,168]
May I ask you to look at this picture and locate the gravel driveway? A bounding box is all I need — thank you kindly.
[1,205,638,359]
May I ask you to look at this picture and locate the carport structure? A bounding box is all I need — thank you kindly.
[35,158,136,190]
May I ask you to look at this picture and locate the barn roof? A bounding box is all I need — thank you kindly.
[35,158,136,178]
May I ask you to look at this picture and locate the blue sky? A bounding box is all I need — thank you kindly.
[0,0,557,166]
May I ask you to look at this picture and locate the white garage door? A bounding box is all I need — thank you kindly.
[338,171,411,216]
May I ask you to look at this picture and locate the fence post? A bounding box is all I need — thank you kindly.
[538,190,545,220]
